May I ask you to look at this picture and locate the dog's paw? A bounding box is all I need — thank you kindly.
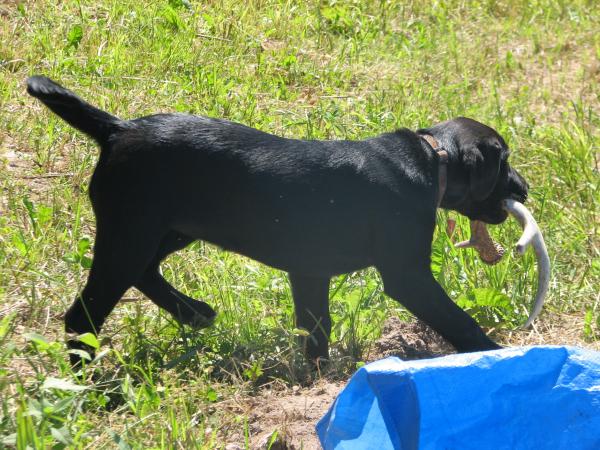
[66,338,96,371]
[187,311,216,329]
[174,299,217,329]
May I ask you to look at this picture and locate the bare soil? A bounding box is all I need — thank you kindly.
[224,313,599,449]
[221,317,455,449]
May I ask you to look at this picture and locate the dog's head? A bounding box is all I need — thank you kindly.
[420,117,528,224]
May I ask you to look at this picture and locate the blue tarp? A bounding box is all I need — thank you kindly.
[316,346,600,450]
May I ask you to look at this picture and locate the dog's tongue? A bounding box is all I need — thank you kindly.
[455,220,505,265]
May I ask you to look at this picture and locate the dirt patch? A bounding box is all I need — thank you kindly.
[227,381,342,449]
[224,313,599,448]
[368,316,455,362]
[495,35,599,124]
[222,317,455,448]
[501,311,600,351]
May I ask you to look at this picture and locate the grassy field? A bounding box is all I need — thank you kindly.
[1,0,599,448]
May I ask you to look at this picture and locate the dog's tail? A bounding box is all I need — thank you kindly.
[27,76,124,145]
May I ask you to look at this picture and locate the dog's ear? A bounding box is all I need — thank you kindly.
[462,140,503,202]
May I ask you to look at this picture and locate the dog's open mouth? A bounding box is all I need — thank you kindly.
[455,200,551,328]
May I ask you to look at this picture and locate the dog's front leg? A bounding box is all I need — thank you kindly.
[289,273,331,363]
[378,264,501,353]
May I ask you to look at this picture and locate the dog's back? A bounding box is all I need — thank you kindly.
[27,76,438,274]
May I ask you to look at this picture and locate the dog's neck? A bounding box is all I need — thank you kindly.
[418,134,448,207]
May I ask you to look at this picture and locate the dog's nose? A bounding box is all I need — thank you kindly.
[506,169,528,203]
[509,191,527,203]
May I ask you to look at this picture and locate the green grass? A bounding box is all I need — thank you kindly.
[1,0,599,447]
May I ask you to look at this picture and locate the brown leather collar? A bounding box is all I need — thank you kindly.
[419,134,448,207]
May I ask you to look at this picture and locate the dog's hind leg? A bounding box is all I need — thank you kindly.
[64,221,162,366]
[134,231,216,328]
[289,273,331,363]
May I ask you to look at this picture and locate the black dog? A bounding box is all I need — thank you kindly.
[27,76,528,365]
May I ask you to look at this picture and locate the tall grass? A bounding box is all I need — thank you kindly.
[1,0,598,447]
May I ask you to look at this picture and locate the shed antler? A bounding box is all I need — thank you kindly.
[454,200,550,328]
[502,199,551,328]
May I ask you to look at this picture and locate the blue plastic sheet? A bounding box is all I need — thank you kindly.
[316,346,600,450]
